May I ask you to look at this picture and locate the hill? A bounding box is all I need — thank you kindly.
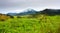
[0,13,10,21]
[7,9,38,16]
[6,9,60,16]
[40,9,60,15]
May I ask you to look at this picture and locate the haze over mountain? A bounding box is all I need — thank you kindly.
[7,9,38,16]
[6,8,60,16]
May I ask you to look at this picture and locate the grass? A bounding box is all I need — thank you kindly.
[0,15,60,33]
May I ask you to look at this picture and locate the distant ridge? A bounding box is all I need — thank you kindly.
[7,13,17,16]
[17,9,38,16]
[7,9,38,16]
[5,8,60,16]
[40,9,60,15]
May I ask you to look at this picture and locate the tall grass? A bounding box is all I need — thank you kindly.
[0,15,60,33]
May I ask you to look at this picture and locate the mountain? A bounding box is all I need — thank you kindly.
[7,9,38,16]
[6,8,60,16]
[17,9,38,16]
[7,13,17,16]
[40,9,60,15]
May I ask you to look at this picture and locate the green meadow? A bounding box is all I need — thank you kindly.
[0,15,60,33]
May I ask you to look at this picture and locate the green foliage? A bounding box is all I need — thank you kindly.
[0,15,60,33]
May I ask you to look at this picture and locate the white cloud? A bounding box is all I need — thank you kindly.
[0,0,60,13]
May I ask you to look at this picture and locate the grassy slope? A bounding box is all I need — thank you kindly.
[0,15,60,33]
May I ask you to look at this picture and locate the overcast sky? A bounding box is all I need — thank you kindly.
[0,0,60,14]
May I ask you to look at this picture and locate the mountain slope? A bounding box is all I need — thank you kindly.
[7,9,38,16]
[7,13,17,16]
[40,9,60,15]
[17,9,38,16]
[6,9,60,16]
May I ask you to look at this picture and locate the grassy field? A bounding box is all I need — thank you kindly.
[0,15,60,33]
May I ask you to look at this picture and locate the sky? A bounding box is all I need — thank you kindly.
[0,0,60,14]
